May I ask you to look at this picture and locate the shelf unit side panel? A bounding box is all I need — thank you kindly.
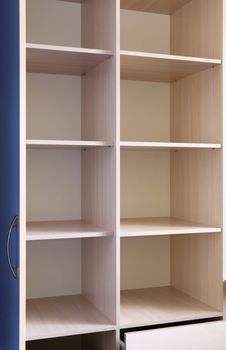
[171,233,223,311]
[170,67,222,144]
[170,0,222,59]
[170,149,222,227]
[82,57,116,142]
[81,0,116,50]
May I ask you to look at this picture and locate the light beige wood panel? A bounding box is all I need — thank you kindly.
[121,51,221,82]
[124,320,226,350]
[121,151,170,218]
[27,240,81,298]
[171,233,222,311]
[27,149,81,222]
[121,80,170,142]
[121,217,221,237]
[171,67,222,144]
[120,142,221,150]
[82,57,116,141]
[81,0,116,50]
[26,295,115,341]
[82,149,117,323]
[27,44,112,76]
[26,220,113,240]
[121,236,170,290]
[120,287,221,328]
[27,140,113,150]
[171,0,222,59]
[27,73,81,141]
[26,0,81,47]
[121,0,191,14]
[121,10,170,53]
[171,150,222,227]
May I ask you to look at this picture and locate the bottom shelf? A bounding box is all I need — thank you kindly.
[120,286,222,328]
[26,295,115,341]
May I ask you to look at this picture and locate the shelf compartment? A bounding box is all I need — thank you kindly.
[120,142,221,151]
[121,51,221,82]
[120,286,222,328]
[120,0,192,15]
[26,295,115,341]
[26,220,113,241]
[26,140,113,150]
[120,217,221,237]
[27,44,112,76]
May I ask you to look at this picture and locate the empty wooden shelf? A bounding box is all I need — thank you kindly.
[26,220,113,241]
[27,44,112,76]
[26,140,113,150]
[120,287,222,328]
[121,51,221,82]
[26,295,115,341]
[120,0,192,14]
[120,142,221,151]
[120,217,221,237]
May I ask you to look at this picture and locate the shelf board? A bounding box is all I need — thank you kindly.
[120,141,221,151]
[27,44,112,76]
[120,286,222,328]
[120,217,221,237]
[121,51,221,82]
[26,140,113,150]
[26,220,113,241]
[26,295,115,341]
[58,0,81,2]
[120,0,192,15]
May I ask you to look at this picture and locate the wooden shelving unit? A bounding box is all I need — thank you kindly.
[26,295,115,341]
[120,142,221,151]
[121,217,221,237]
[120,287,222,328]
[27,44,112,76]
[27,220,113,241]
[26,140,113,150]
[23,0,224,349]
[120,51,221,82]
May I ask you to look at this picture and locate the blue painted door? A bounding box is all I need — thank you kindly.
[0,1,20,349]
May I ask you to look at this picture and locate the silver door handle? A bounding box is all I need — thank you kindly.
[7,216,18,279]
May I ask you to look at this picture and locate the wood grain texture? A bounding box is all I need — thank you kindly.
[121,51,220,82]
[26,220,113,240]
[120,142,221,151]
[120,217,221,237]
[124,319,226,350]
[171,0,222,59]
[120,286,221,328]
[171,150,222,227]
[26,295,115,341]
[82,57,116,141]
[121,0,191,14]
[82,149,117,323]
[26,140,113,150]
[170,67,222,144]
[171,233,223,311]
[81,0,116,50]
[26,44,112,75]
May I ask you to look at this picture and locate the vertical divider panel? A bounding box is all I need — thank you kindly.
[81,0,118,326]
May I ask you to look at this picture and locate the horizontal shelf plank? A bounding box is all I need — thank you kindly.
[58,0,81,2]
[27,44,112,75]
[120,286,222,328]
[26,140,113,150]
[120,142,221,151]
[121,51,221,82]
[26,220,113,241]
[26,295,115,341]
[121,0,192,15]
[120,217,221,237]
